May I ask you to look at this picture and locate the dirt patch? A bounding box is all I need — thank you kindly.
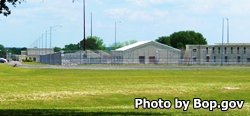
[223,86,240,90]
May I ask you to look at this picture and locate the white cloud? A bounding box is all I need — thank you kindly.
[126,0,172,7]
[105,8,131,18]
[2,0,250,47]
[104,7,169,22]
[129,9,169,22]
[129,10,153,21]
[153,9,169,18]
[149,0,169,4]
[126,0,149,7]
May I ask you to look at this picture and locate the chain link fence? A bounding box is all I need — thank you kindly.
[38,50,180,65]
[36,49,250,66]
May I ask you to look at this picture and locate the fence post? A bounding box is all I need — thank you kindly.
[80,50,81,65]
[166,50,168,65]
[242,50,244,65]
[100,51,102,64]
[70,53,71,65]
[89,51,90,64]
[178,51,180,65]
[137,51,139,64]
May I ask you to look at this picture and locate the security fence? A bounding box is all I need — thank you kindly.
[36,49,250,65]
[39,50,180,65]
[40,52,62,65]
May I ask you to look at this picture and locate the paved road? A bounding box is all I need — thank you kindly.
[8,61,249,70]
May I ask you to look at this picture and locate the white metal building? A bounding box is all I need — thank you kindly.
[111,41,181,64]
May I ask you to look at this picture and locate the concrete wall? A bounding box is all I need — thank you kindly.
[25,48,54,62]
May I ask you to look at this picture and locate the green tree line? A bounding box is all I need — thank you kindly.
[54,36,137,53]
[156,30,207,49]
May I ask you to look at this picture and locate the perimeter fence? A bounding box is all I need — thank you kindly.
[40,50,180,65]
[39,50,250,66]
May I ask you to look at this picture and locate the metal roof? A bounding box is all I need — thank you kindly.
[116,41,180,51]
[116,41,151,51]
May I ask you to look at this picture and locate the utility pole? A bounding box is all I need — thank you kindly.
[221,18,224,66]
[91,12,93,38]
[226,18,229,45]
[83,0,86,51]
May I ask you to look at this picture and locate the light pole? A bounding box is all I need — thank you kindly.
[41,34,43,54]
[6,50,8,61]
[39,37,41,56]
[83,0,86,51]
[226,18,229,45]
[91,12,93,38]
[50,25,62,64]
[45,31,48,64]
[114,21,121,64]
[41,34,44,63]
[221,18,224,66]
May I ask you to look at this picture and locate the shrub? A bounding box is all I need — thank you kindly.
[22,57,33,62]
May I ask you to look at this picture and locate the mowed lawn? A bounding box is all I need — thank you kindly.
[0,63,249,115]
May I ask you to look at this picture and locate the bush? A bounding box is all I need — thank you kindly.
[22,57,33,62]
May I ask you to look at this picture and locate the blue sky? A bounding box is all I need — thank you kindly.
[1,0,250,48]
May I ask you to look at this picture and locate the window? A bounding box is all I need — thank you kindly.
[206,56,210,62]
[244,47,246,54]
[225,56,228,62]
[193,49,197,52]
[231,47,233,54]
[206,47,208,54]
[214,56,216,62]
[212,47,215,54]
[237,56,241,63]
[247,58,250,62]
[225,47,227,54]
[218,47,220,54]
[237,47,240,54]
[193,57,197,62]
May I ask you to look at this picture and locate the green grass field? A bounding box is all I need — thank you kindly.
[0,63,249,115]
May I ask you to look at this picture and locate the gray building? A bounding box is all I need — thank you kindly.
[184,43,250,64]
[112,41,181,64]
[19,48,54,62]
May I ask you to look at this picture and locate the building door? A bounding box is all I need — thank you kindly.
[139,56,145,64]
[33,57,36,62]
[149,56,156,64]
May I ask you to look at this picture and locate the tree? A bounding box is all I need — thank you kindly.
[63,43,80,52]
[6,47,27,55]
[123,40,137,46]
[8,47,19,54]
[156,31,207,49]
[21,47,27,51]
[0,0,24,16]
[156,36,171,46]
[80,36,106,50]
[109,40,138,50]
[109,42,124,50]
[0,0,79,16]
[0,44,6,58]
[54,47,62,52]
